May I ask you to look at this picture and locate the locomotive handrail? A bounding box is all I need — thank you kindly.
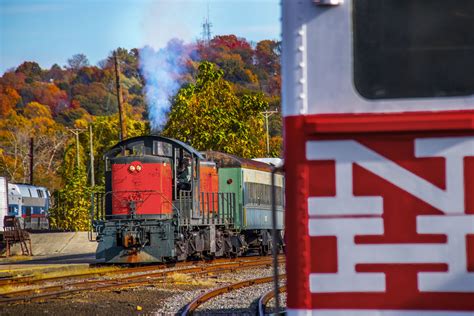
[198,192,236,226]
[91,190,237,228]
[92,190,182,222]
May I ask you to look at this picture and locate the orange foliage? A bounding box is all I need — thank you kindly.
[211,35,252,51]
[0,71,26,90]
[71,99,81,109]
[31,82,68,114]
[0,85,21,115]
[24,101,53,119]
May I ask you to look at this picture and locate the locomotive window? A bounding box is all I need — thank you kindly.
[130,142,145,156]
[353,0,474,99]
[153,141,172,157]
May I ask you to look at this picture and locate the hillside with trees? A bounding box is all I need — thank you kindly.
[0,35,282,230]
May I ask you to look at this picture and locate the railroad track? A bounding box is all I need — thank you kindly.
[257,285,286,316]
[181,274,286,315]
[0,256,271,288]
[0,256,281,305]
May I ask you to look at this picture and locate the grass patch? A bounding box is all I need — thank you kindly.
[0,284,30,295]
[0,265,121,295]
[27,265,118,280]
[167,273,215,287]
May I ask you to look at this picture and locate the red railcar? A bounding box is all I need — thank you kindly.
[199,161,219,213]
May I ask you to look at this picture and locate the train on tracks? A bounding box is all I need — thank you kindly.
[94,136,284,263]
[0,177,51,230]
[283,0,474,315]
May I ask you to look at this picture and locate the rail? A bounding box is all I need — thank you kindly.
[257,285,287,316]
[181,274,286,316]
[0,256,281,305]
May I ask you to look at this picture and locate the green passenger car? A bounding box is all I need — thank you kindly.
[205,151,284,254]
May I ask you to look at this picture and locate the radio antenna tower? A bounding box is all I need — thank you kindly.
[201,3,212,43]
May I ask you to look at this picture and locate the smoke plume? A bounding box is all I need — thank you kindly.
[139,39,196,132]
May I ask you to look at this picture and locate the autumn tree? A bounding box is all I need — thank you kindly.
[15,61,43,82]
[72,66,104,85]
[67,53,90,70]
[29,82,68,114]
[45,64,65,82]
[0,71,26,91]
[71,82,114,115]
[0,103,67,189]
[163,62,267,158]
[0,85,21,115]
[100,48,142,80]
[255,40,280,77]
[48,165,91,231]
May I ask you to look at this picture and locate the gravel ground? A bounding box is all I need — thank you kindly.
[154,264,286,315]
[193,280,286,315]
[1,263,286,315]
[1,286,172,316]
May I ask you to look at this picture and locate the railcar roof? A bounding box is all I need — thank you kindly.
[204,151,274,172]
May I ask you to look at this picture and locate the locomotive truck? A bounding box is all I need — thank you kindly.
[94,135,284,263]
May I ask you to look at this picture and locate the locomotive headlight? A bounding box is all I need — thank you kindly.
[136,165,142,172]
[129,165,136,172]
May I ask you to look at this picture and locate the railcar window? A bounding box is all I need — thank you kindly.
[244,182,284,207]
[353,0,474,99]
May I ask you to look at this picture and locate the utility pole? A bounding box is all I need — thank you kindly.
[114,51,126,141]
[75,131,80,168]
[262,110,278,156]
[68,129,84,168]
[89,125,95,187]
[29,138,34,185]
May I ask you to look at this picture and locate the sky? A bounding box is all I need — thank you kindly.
[0,0,280,74]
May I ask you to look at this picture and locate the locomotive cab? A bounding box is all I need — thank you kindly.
[103,136,205,219]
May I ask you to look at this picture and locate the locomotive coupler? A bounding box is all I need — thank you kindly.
[120,224,148,249]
